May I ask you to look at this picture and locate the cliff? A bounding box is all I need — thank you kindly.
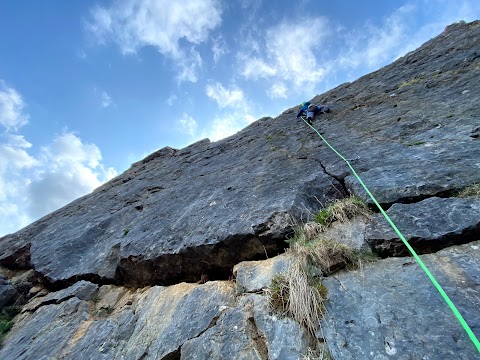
[0,20,479,359]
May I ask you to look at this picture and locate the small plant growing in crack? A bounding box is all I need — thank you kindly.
[270,218,379,335]
[455,183,480,199]
[315,196,370,228]
[229,275,247,298]
[0,306,21,347]
[405,141,426,146]
[89,293,101,303]
[302,347,332,360]
[123,228,130,236]
[268,260,328,334]
[235,283,246,296]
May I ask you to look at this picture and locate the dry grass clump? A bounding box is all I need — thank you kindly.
[286,259,328,334]
[269,197,375,336]
[456,183,480,199]
[269,274,290,315]
[302,347,331,360]
[269,257,328,334]
[288,222,324,245]
[291,238,359,276]
[315,196,370,227]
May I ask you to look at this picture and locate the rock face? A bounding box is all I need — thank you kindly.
[1,20,480,359]
[321,242,480,360]
[0,281,318,360]
[366,197,480,257]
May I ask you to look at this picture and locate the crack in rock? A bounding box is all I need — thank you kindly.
[245,301,269,360]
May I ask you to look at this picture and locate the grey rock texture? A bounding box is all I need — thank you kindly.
[0,132,342,288]
[0,297,90,360]
[0,20,480,360]
[23,280,98,312]
[0,281,235,360]
[0,281,317,360]
[321,241,480,360]
[233,254,291,293]
[322,217,371,251]
[0,276,19,309]
[366,197,480,257]
[1,21,480,291]
[181,294,317,360]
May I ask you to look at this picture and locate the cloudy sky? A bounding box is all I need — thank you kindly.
[0,0,479,236]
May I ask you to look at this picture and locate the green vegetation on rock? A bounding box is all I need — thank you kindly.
[315,196,370,227]
[0,306,21,347]
[456,183,480,199]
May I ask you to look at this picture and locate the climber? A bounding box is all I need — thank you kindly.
[296,101,330,125]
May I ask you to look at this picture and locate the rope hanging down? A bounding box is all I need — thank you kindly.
[300,116,480,353]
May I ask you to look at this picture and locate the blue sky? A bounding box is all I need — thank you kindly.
[1,0,479,236]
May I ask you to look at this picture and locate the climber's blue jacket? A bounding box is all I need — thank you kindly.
[295,101,311,118]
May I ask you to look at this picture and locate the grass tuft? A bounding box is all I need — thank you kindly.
[291,238,359,276]
[270,198,377,335]
[456,183,480,199]
[398,77,422,89]
[315,196,370,227]
[269,258,328,334]
[269,274,290,315]
[302,347,331,360]
[271,215,379,335]
[406,141,426,146]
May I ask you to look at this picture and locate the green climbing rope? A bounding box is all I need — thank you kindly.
[300,115,480,353]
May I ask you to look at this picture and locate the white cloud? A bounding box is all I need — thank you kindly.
[166,94,177,106]
[0,82,29,131]
[0,134,38,174]
[205,82,248,110]
[176,47,203,83]
[336,0,480,76]
[94,87,113,108]
[238,18,330,96]
[212,35,228,63]
[40,132,102,168]
[236,0,480,99]
[101,91,112,108]
[181,105,256,144]
[239,0,262,10]
[77,49,87,60]
[201,81,258,142]
[0,85,117,236]
[240,56,277,79]
[201,112,256,142]
[178,113,198,137]
[87,0,222,82]
[26,132,117,220]
[0,135,38,206]
[338,5,416,69]
[268,82,288,99]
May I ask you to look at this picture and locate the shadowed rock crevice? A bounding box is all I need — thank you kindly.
[22,280,99,313]
[363,187,466,212]
[370,224,480,258]
[161,349,181,360]
[6,213,296,292]
[313,158,350,197]
[37,271,117,292]
[0,244,31,270]
[116,230,292,288]
[352,192,462,216]
[246,314,269,360]
[366,197,480,257]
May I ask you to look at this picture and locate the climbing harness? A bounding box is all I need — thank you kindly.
[300,115,480,353]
